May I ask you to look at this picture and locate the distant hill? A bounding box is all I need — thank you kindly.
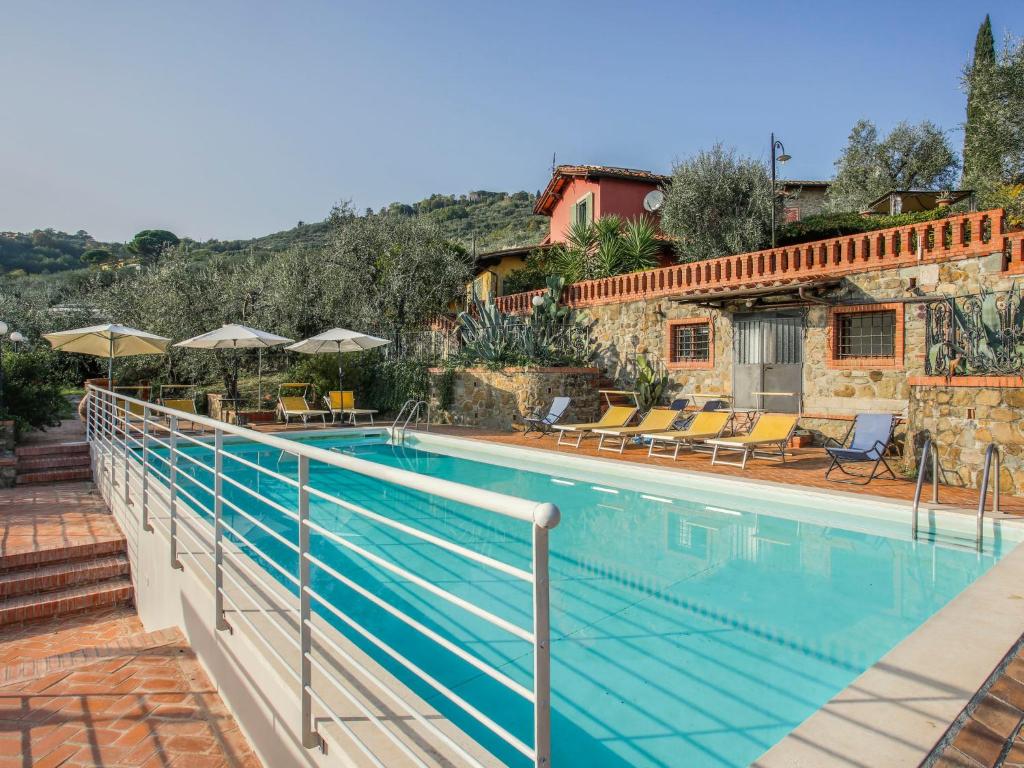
[0,189,548,276]
[0,229,124,275]
[181,190,548,263]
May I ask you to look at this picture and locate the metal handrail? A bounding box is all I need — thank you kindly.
[911,438,940,542]
[912,437,998,552]
[976,442,1002,552]
[394,399,429,444]
[85,384,558,766]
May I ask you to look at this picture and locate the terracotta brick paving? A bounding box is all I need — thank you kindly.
[933,646,1024,767]
[0,483,124,568]
[0,609,260,767]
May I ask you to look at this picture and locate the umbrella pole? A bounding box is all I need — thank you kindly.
[337,346,344,393]
[258,348,263,406]
[108,336,113,388]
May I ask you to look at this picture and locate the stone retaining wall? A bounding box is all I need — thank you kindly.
[429,367,602,431]
[907,382,1024,493]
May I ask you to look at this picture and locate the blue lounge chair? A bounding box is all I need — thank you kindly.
[522,397,572,437]
[825,413,897,484]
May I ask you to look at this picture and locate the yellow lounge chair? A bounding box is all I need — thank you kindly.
[645,411,731,460]
[706,413,799,469]
[324,390,378,425]
[552,405,637,448]
[161,397,204,433]
[278,395,329,425]
[594,408,680,454]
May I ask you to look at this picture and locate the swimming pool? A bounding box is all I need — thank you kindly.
[165,429,1018,767]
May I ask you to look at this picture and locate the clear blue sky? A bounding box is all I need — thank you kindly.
[2,1,1022,242]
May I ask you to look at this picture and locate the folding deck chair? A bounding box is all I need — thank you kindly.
[825,413,897,485]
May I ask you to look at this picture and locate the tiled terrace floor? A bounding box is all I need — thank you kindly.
[0,468,261,767]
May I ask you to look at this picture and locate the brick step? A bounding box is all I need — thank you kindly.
[16,467,93,485]
[0,626,182,687]
[15,441,90,459]
[16,453,92,472]
[0,555,129,598]
[0,577,133,625]
[0,537,126,573]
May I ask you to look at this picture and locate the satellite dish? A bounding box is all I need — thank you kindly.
[643,190,665,212]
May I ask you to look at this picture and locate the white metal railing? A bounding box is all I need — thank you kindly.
[85,384,559,766]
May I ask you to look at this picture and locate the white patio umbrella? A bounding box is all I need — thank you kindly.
[43,323,171,383]
[285,328,390,392]
[174,323,293,403]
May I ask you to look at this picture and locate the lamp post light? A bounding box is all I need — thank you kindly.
[770,132,791,248]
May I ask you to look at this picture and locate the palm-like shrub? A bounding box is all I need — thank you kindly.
[547,215,660,283]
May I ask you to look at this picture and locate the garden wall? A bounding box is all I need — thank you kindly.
[429,367,602,430]
[907,380,1024,493]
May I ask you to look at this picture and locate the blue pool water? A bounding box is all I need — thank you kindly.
[162,432,1013,767]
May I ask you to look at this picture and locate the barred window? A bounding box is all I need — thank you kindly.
[837,311,895,358]
[671,322,710,363]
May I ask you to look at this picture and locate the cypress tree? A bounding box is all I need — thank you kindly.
[964,15,996,182]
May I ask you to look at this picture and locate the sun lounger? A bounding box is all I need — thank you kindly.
[278,395,328,425]
[160,397,205,433]
[825,413,897,484]
[324,390,378,425]
[595,408,681,453]
[645,411,731,459]
[552,405,637,448]
[706,413,799,469]
[522,397,572,437]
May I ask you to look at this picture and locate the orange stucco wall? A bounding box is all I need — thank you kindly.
[548,178,601,243]
[548,177,660,243]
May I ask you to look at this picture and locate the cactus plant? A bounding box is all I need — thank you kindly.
[634,354,669,411]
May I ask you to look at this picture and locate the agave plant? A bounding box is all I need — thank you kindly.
[634,354,669,411]
[458,298,524,366]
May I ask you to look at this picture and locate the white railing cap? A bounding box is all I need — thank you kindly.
[88,384,560,528]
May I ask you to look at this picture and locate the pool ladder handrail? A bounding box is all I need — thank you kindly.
[393,399,429,444]
[912,439,1000,552]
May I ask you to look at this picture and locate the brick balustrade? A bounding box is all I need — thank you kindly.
[496,209,1013,314]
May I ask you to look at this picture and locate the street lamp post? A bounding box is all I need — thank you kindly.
[770,132,791,248]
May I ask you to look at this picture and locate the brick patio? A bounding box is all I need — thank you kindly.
[0,465,261,767]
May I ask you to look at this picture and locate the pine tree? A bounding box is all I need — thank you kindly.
[964,14,996,182]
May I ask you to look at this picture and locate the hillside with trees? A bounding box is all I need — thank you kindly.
[0,189,546,277]
[0,229,124,275]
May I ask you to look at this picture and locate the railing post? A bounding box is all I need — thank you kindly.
[168,415,183,570]
[141,406,152,532]
[214,428,229,631]
[121,396,130,505]
[297,454,320,749]
[85,387,92,443]
[532,523,552,767]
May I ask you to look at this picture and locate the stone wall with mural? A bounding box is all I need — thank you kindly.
[428,367,602,431]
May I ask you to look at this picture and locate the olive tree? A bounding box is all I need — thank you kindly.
[826,120,959,212]
[318,208,472,356]
[660,145,773,262]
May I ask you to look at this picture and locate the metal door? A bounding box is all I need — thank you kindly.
[732,312,803,413]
